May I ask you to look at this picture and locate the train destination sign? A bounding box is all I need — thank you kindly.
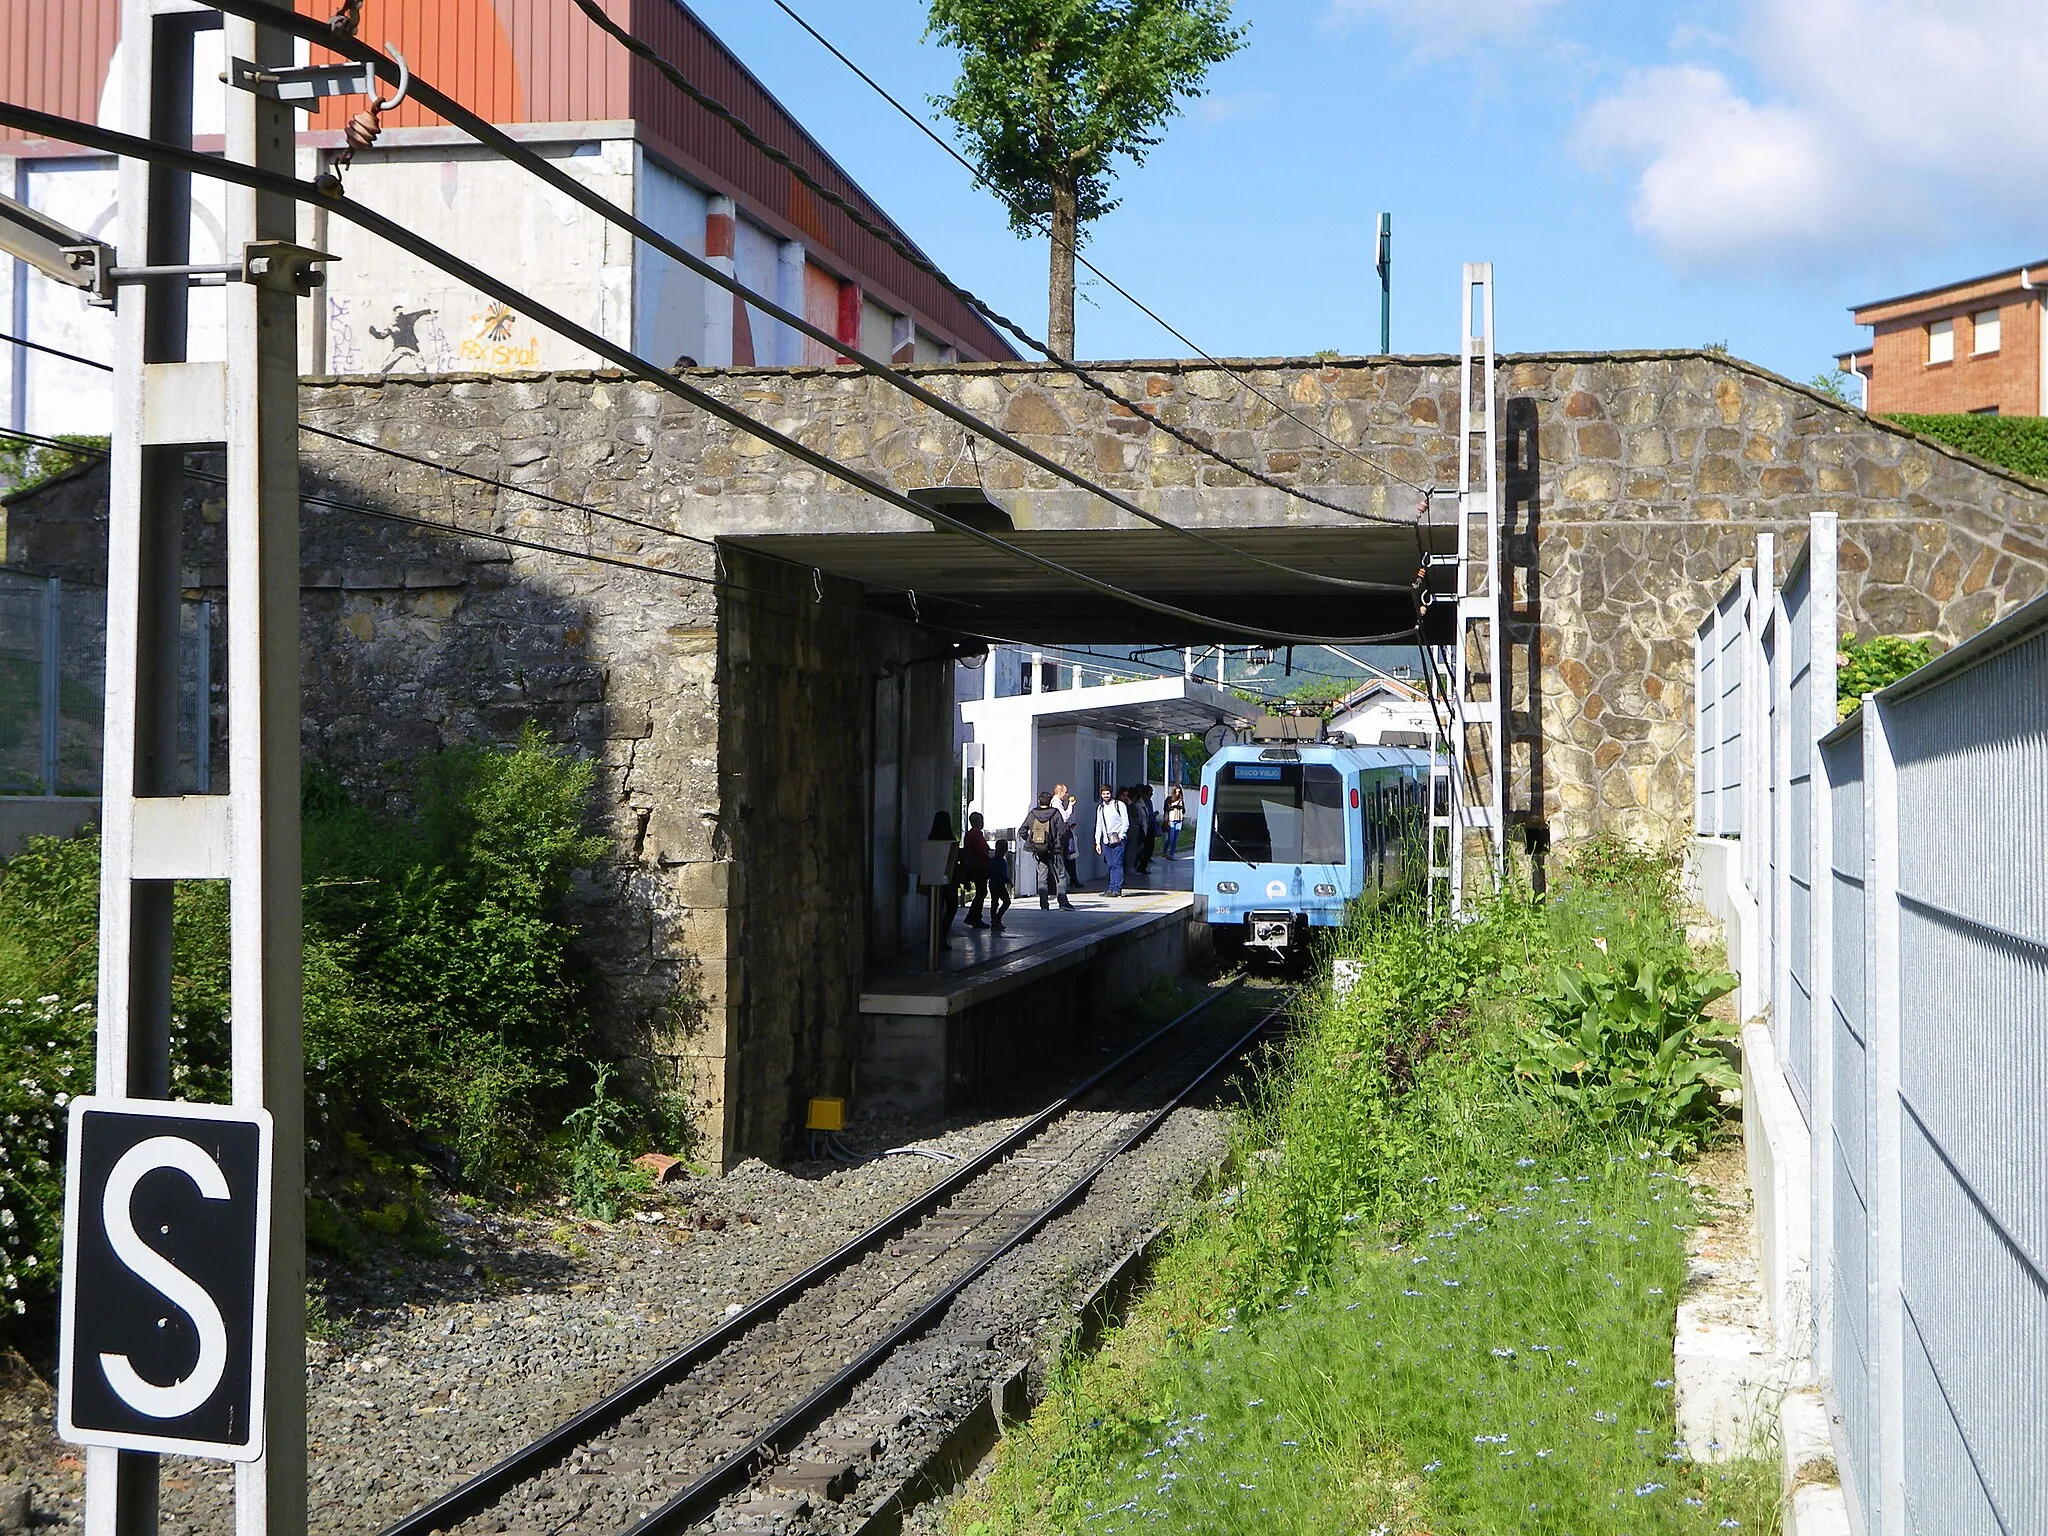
[58,1098,273,1460]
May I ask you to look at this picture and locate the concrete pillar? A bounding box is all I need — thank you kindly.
[776,239,806,366]
[703,195,737,366]
[1029,650,1042,693]
[983,645,998,700]
[890,312,915,366]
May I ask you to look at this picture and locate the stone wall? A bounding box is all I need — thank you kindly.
[10,350,2048,1159]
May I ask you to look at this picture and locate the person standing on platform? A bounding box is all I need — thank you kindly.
[1053,783,1083,890]
[989,838,1014,930]
[1096,783,1130,898]
[961,810,992,928]
[1024,791,1073,910]
[1133,785,1158,876]
[926,811,961,940]
[1163,784,1186,860]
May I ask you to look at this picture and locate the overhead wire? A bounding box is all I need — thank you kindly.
[573,0,1434,524]
[1,328,112,371]
[0,101,1418,647]
[201,0,1419,606]
[760,0,1436,488]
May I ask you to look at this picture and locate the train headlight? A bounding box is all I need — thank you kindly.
[1217,880,1239,894]
[1314,883,1338,896]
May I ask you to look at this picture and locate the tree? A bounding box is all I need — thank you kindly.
[927,0,1245,358]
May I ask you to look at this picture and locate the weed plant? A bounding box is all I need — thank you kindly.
[0,724,626,1348]
[954,846,1772,1536]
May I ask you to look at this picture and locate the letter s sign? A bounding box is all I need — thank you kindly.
[58,1099,272,1461]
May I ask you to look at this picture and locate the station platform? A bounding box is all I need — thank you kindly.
[856,855,1199,1112]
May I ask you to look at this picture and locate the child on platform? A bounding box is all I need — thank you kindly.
[989,838,1014,931]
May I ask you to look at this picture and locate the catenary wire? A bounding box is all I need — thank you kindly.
[573,0,1433,524]
[1,329,113,371]
[761,0,1434,486]
[0,101,1417,647]
[202,0,1421,596]
[0,389,1305,702]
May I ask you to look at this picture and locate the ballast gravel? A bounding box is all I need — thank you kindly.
[0,978,1260,1535]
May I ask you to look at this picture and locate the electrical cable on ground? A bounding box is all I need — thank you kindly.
[0,100,1416,647]
[761,0,1427,482]
[202,0,1422,599]
[572,0,1437,523]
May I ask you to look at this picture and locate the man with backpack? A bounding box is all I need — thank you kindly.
[1023,790,1074,910]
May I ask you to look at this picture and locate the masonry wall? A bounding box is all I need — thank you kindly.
[10,351,2048,1160]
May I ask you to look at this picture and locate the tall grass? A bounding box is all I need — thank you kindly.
[954,852,1774,1536]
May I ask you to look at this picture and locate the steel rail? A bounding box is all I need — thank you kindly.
[623,1000,1286,1534]
[375,975,1250,1536]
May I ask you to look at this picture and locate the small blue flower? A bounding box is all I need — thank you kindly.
[1635,1482,1665,1496]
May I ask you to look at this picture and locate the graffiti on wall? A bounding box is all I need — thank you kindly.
[459,303,543,370]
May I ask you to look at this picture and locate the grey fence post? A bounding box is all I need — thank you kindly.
[1863,696,1904,1536]
[1807,511,1839,1382]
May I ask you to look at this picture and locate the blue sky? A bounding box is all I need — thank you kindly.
[687,0,2048,385]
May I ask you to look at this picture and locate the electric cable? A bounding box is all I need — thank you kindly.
[202,0,1422,599]
[0,100,1415,647]
[761,0,1431,482]
[1,329,113,372]
[573,0,1435,523]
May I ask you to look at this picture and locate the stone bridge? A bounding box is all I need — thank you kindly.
[9,349,2046,1161]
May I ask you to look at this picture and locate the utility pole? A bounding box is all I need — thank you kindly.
[1375,213,1392,355]
[60,3,321,1531]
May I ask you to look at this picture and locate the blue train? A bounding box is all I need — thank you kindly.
[1191,740,1433,964]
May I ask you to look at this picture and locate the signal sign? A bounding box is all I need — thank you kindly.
[58,1098,273,1460]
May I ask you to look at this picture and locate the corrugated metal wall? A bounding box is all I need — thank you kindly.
[628,0,1009,358]
[0,0,120,145]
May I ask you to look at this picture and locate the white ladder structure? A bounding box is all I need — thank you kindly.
[1426,263,1506,914]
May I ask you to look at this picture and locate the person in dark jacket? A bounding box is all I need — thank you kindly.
[1022,791,1073,910]
[961,810,992,928]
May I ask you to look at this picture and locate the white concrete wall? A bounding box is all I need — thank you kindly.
[633,154,709,370]
[733,215,782,366]
[312,140,635,377]
[1330,693,1432,744]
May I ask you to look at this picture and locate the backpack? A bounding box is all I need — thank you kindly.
[1026,807,1058,853]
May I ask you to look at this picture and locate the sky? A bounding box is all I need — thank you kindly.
[687,0,2048,385]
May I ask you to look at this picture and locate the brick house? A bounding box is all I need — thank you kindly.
[1836,261,2048,416]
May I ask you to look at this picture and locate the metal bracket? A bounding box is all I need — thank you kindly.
[227,56,375,109]
[241,241,335,297]
[59,243,119,307]
[227,48,407,112]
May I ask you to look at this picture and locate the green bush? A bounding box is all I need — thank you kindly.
[0,722,614,1341]
[1518,955,1737,1153]
[1884,412,2048,480]
[1837,633,1935,717]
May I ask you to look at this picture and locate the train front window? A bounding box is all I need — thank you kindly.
[1208,763,1347,865]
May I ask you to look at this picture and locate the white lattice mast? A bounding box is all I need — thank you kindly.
[1427,264,1505,914]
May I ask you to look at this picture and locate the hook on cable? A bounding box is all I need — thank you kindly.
[812,568,823,604]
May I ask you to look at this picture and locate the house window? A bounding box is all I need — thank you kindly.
[1928,318,1954,364]
[1973,309,2002,354]
[1970,405,2000,415]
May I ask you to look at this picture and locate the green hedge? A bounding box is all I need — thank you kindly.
[1883,413,2048,480]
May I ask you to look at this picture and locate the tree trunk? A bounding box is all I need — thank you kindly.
[1047,173,1078,359]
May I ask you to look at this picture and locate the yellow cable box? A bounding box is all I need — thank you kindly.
[806,1096,845,1132]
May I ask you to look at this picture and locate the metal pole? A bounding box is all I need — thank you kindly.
[1375,213,1391,355]
[87,6,205,1527]
[85,3,306,1531]
[40,576,60,793]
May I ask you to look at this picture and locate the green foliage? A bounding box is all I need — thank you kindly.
[1559,832,1681,906]
[1808,368,1856,403]
[0,723,612,1343]
[1835,633,1934,717]
[564,1063,649,1222]
[0,434,107,498]
[954,862,1772,1536]
[1519,958,1737,1154]
[926,0,1246,237]
[1883,412,2048,480]
[927,0,1244,347]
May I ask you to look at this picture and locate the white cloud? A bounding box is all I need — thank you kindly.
[1576,0,2048,272]
[1324,0,1565,56]
[1197,90,1276,124]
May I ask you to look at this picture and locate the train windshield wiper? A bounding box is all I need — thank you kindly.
[1211,828,1263,868]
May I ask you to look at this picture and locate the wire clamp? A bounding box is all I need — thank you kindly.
[908,589,920,624]
[812,569,823,604]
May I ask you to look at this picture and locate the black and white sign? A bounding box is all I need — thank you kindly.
[58,1098,273,1461]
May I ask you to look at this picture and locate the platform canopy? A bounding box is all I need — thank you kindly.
[958,672,1251,741]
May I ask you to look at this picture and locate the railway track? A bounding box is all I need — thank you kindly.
[377,979,1281,1536]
